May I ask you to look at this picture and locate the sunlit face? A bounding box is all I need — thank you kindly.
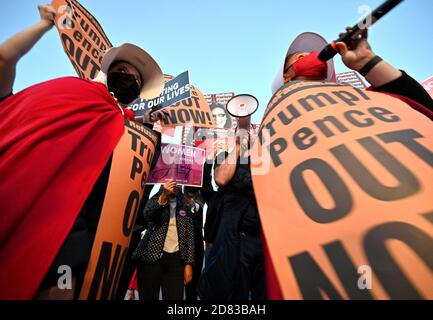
[212,107,227,129]
[108,61,142,88]
[283,51,309,83]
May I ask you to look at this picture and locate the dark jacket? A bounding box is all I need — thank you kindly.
[201,160,225,244]
[132,191,195,265]
[198,154,259,299]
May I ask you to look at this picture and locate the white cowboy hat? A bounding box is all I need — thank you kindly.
[101,43,164,100]
[272,32,336,94]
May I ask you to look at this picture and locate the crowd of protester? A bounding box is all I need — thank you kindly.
[1,4,432,300]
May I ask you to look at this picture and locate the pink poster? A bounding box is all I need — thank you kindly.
[147,143,205,187]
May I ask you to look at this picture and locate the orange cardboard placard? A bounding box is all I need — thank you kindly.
[52,0,112,80]
[160,85,216,129]
[252,81,433,299]
[79,120,157,300]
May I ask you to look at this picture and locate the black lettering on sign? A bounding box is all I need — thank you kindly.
[61,34,84,78]
[364,221,433,299]
[298,92,338,112]
[128,130,141,152]
[130,156,143,181]
[331,136,420,201]
[75,47,91,71]
[289,251,343,300]
[79,15,89,32]
[178,109,190,123]
[181,98,193,107]
[343,110,374,128]
[191,96,201,109]
[189,110,207,125]
[331,90,360,106]
[61,33,75,58]
[60,32,99,79]
[73,30,82,42]
[264,118,277,138]
[293,127,317,151]
[268,138,288,168]
[289,240,375,299]
[313,115,349,138]
[139,140,147,157]
[123,190,140,237]
[163,109,210,126]
[378,129,433,168]
[290,158,353,223]
[164,109,178,124]
[88,242,127,299]
[278,104,302,126]
[368,107,400,123]
[323,241,374,300]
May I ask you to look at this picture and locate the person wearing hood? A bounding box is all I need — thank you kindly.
[0,4,165,299]
[271,29,433,119]
[264,29,433,300]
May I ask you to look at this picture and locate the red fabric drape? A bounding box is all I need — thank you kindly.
[0,77,126,299]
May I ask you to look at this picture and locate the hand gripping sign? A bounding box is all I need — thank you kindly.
[251,80,433,300]
[79,120,157,300]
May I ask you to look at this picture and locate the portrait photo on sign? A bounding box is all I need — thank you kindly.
[210,103,233,130]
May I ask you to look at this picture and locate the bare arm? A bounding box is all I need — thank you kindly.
[214,145,240,187]
[335,28,401,88]
[0,4,56,98]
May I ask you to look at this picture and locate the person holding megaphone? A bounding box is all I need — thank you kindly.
[262,26,433,299]
[272,28,433,118]
[198,105,267,300]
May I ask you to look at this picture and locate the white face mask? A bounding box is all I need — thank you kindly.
[91,70,125,116]
[92,71,108,85]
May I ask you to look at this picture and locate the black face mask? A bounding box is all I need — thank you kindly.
[107,72,141,105]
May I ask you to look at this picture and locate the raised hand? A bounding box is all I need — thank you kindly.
[334,27,376,72]
[37,4,56,29]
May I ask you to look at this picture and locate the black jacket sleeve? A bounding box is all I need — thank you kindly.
[373,71,433,112]
[228,163,254,199]
[178,196,195,265]
[203,191,224,243]
[143,193,165,224]
[201,161,215,205]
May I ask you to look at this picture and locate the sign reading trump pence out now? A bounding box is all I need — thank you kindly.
[252,80,433,300]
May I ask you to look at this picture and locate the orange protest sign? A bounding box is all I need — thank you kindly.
[51,0,112,80]
[252,81,433,299]
[160,85,216,129]
[79,120,157,300]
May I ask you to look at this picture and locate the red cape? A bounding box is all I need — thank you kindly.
[0,77,126,299]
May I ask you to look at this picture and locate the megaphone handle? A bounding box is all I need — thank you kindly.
[318,0,403,61]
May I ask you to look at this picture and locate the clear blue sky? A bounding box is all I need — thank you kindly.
[1,0,432,123]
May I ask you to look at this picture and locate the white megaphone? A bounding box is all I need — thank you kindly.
[226,94,259,130]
